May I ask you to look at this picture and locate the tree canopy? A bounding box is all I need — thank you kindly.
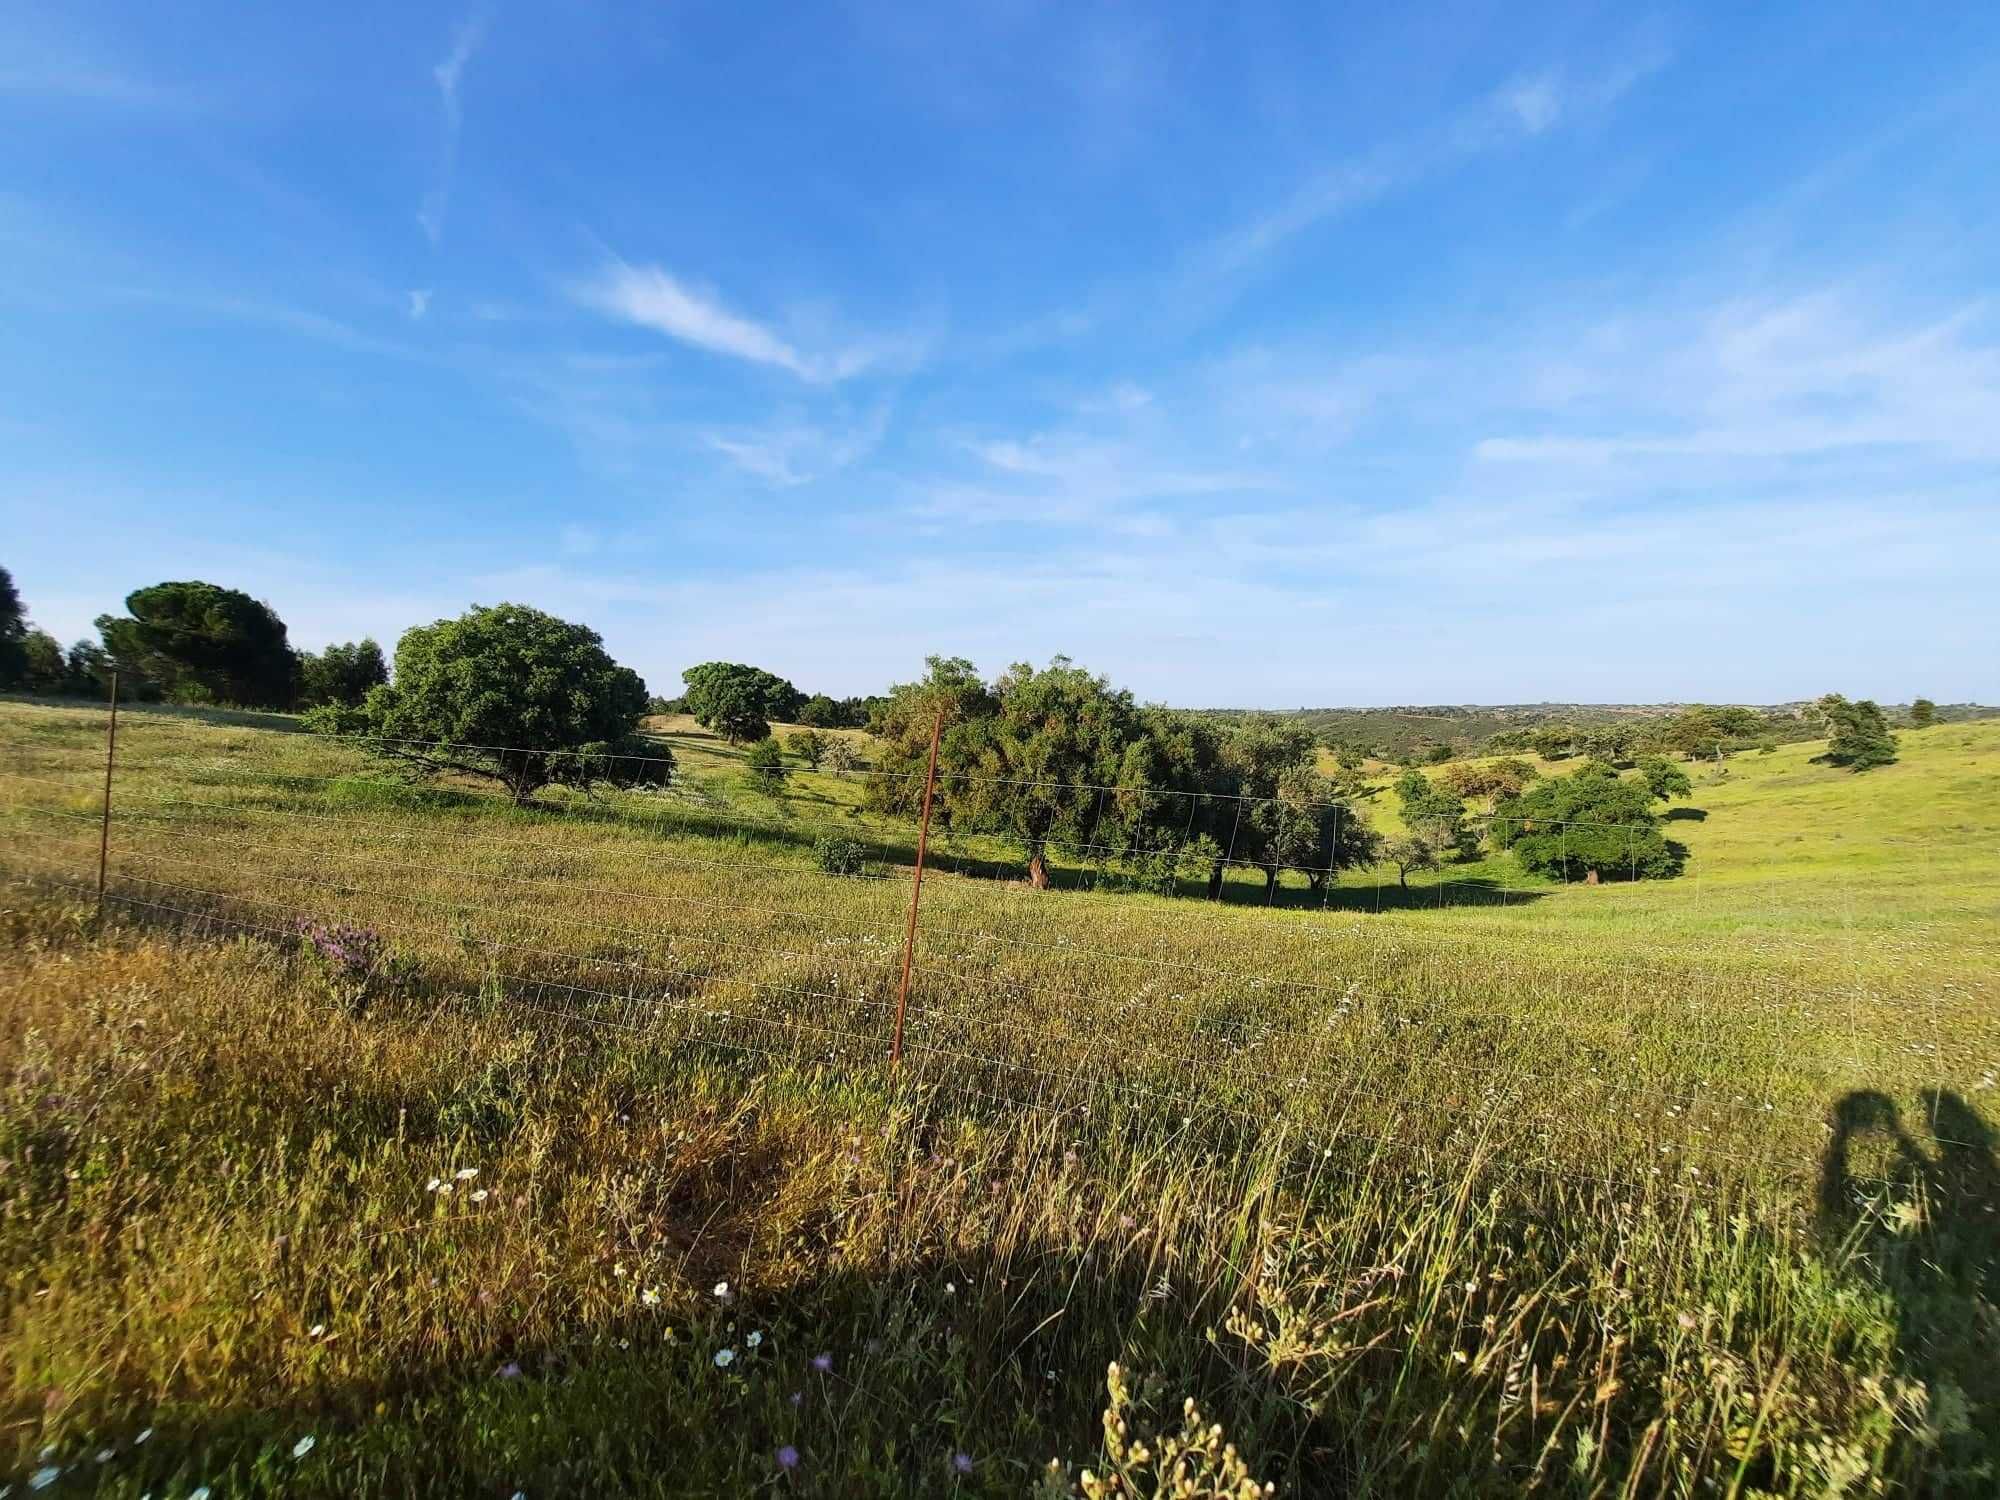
[867,660,1372,894]
[298,638,388,708]
[682,663,804,742]
[0,567,26,688]
[294,640,388,712]
[1634,755,1693,801]
[1436,757,1538,808]
[319,603,663,802]
[1491,761,1677,882]
[1812,694,1898,772]
[1909,697,1937,729]
[95,580,297,707]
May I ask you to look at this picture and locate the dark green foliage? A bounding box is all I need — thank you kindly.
[1651,705,1763,762]
[326,603,661,802]
[0,567,25,687]
[1577,723,1637,765]
[1910,698,1937,729]
[1437,757,1538,808]
[20,629,65,693]
[784,728,826,769]
[1634,755,1693,801]
[95,580,298,707]
[1492,761,1677,881]
[1530,725,1576,761]
[1383,834,1442,888]
[812,834,866,876]
[297,638,388,708]
[681,663,803,741]
[745,736,786,786]
[1813,694,1899,772]
[1394,769,1476,857]
[708,686,769,745]
[869,661,1374,895]
[797,693,842,728]
[1227,719,1373,896]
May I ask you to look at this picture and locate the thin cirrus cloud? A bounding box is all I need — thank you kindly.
[418,16,486,245]
[571,261,907,384]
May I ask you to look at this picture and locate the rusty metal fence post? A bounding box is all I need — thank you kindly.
[889,707,943,1065]
[96,670,120,916]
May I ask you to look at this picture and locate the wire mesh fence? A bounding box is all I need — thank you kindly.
[0,689,1983,1193]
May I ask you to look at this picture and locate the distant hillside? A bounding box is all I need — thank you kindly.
[1199,701,1997,762]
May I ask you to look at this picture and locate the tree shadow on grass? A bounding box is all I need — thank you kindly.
[1662,806,1708,822]
[1310,876,1551,913]
[109,699,308,733]
[1818,1089,2000,1489]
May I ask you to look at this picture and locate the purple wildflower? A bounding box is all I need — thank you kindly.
[776,1445,800,1470]
[811,1352,833,1373]
[952,1452,974,1475]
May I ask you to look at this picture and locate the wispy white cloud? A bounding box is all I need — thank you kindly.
[1475,295,2000,466]
[406,288,433,320]
[1497,73,1562,135]
[1193,34,1672,294]
[704,406,891,486]
[572,260,915,383]
[418,16,486,245]
[0,20,179,109]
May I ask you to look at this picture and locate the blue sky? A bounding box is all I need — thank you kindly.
[3,1,1996,706]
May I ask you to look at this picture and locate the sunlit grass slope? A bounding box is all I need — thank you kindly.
[0,698,1995,1494]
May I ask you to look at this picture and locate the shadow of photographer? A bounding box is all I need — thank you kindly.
[1818,1088,2000,1487]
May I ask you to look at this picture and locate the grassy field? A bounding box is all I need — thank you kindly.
[0,698,1995,1495]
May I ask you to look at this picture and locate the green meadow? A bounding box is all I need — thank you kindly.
[0,698,1995,1496]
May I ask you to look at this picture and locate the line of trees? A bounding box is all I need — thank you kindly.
[860,656,1381,899]
[0,570,387,712]
[1485,697,1925,769]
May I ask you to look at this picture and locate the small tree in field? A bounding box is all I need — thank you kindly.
[695,673,770,745]
[1910,697,1937,728]
[1437,757,1538,809]
[1812,695,1898,772]
[1634,755,1692,802]
[1383,833,1442,890]
[785,728,827,769]
[682,662,802,737]
[1491,761,1676,883]
[745,736,786,787]
[1394,769,1476,859]
[825,737,860,776]
[321,603,665,802]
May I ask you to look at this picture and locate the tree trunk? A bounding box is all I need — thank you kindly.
[1026,848,1051,889]
[1397,865,1409,890]
[1585,867,1600,885]
[1206,860,1225,901]
[1264,866,1279,903]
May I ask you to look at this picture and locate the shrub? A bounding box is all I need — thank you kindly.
[745,736,786,786]
[813,835,866,877]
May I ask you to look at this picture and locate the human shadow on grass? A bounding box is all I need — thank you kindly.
[1818,1089,2000,1488]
